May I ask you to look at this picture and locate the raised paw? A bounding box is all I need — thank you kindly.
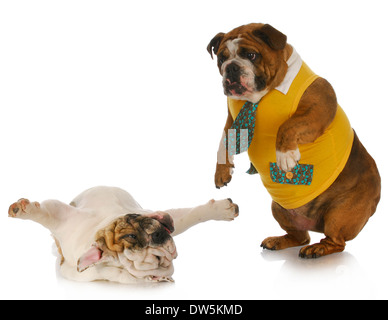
[276,148,301,172]
[208,198,239,221]
[215,163,234,189]
[8,198,40,218]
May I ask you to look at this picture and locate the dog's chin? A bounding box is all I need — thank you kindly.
[224,85,267,103]
[223,80,269,102]
[224,81,251,99]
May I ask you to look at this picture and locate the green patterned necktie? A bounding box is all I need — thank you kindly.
[225,101,259,174]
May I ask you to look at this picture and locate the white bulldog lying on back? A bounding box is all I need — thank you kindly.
[8,186,239,283]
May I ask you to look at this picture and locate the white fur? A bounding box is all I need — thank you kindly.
[221,38,268,103]
[225,38,240,59]
[276,148,301,172]
[9,186,238,283]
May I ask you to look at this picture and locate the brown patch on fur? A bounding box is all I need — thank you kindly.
[96,214,154,253]
[94,213,174,259]
[53,236,65,265]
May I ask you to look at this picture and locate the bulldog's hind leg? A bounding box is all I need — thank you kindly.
[261,201,311,251]
[9,198,43,219]
[166,199,239,236]
[9,198,75,229]
[298,203,354,259]
[299,135,381,258]
[9,198,81,265]
[299,189,379,258]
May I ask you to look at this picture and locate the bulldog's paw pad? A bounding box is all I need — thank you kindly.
[8,198,40,217]
[261,236,284,251]
[209,198,239,221]
[299,244,326,259]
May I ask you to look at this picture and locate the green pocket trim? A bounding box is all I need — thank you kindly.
[269,162,313,185]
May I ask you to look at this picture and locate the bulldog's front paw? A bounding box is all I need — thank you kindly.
[261,234,310,251]
[276,148,301,172]
[8,198,40,218]
[207,198,239,221]
[215,163,234,188]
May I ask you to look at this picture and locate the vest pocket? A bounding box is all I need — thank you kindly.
[270,162,313,185]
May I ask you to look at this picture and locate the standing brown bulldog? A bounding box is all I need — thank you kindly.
[207,23,381,258]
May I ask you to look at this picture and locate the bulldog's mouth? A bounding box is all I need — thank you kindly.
[224,79,249,96]
[160,221,173,234]
[148,213,175,234]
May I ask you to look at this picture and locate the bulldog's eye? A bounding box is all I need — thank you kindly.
[121,234,137,241]
[247,53,257,61]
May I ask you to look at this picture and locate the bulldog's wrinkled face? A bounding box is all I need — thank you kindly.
[97,213,175,252]
[77,212,176,272]
[218,37,267,100]
[207,23,289,103]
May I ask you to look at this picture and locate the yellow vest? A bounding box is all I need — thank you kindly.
[228,62,354,209]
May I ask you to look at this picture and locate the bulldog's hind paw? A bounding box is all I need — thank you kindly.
[8,198,40,218]
[299,239,345,259]
[208,198,239,221]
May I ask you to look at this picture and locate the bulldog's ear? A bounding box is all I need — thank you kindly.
[253,24,287,50]
[77,243,104,272]
[207,32,225,59]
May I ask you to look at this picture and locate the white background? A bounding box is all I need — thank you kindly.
[1,0,387,300]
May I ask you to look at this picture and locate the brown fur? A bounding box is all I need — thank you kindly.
[95,213,173,257]
[276,77,337,153]
[54,237,65,265]
[215,108,234,188]
[209,23,381,258]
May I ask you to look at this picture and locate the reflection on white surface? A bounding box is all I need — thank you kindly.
[261,246,373,299]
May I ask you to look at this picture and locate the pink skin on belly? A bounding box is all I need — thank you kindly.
[288,209,316,231]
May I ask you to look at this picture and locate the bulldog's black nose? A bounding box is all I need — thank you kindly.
[225,62,240,77]
[151,229,171,245]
